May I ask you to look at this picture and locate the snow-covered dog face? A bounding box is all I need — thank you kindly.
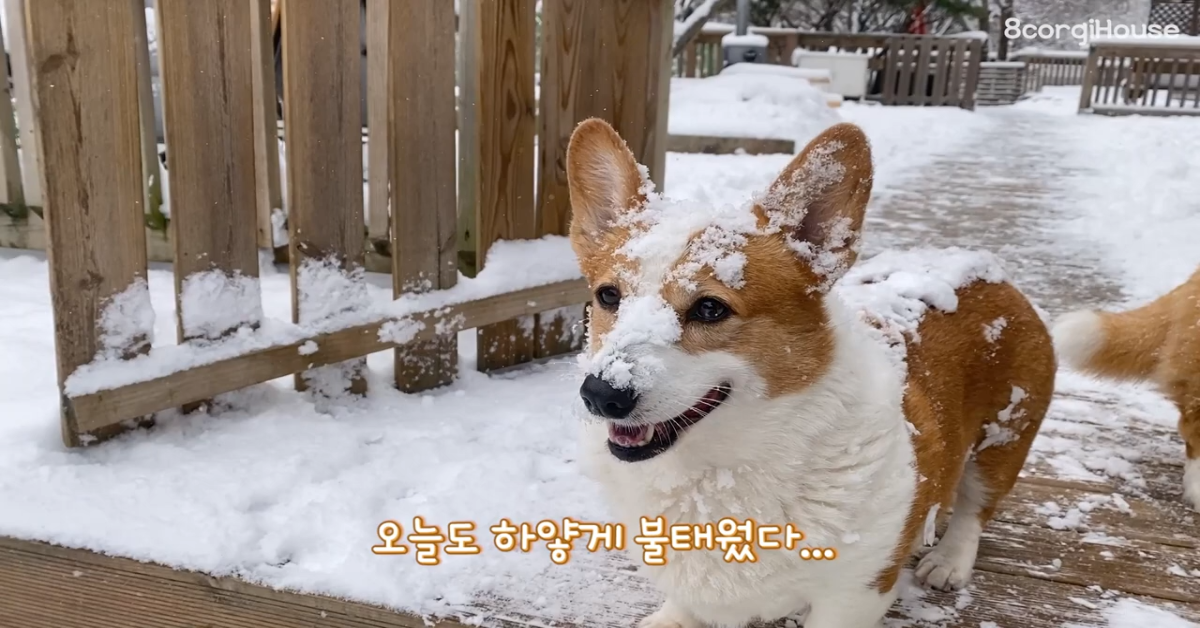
[565,119,874,463]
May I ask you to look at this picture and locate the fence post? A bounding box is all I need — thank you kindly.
[365,0,391,271]
[961,39,984,111]
[250,0,284,255]
[536,0,673,359]
[155,0,262,375]
[1079,46,1100,112]
[4,0,40,211]
[26,0,152,446]
[390,1,459,392]
[0,14,24,211]
[460,0,540,373]
[281,0,370,397]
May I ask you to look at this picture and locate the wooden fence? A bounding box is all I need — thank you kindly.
[1078,40,1200,116]
[674,28,984,109]
[1011,49,1088,93]
[4,0,672,447]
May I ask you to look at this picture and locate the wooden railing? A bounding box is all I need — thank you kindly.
[1011,48,1088,93]
[673,28,984,109]
[1079,39,1200,115]
[6,0,673,447]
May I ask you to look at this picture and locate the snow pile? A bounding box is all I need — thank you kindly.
[179,270,263,340]
[1101,598,1198,628]
[96,278,156,360]
[833,247,1008,375]
[669,73,842,147]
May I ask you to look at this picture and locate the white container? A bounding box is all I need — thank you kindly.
[792,50,872,99]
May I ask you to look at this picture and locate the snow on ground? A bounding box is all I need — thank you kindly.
[2,84,1199,627]
[1016,86,1200,305]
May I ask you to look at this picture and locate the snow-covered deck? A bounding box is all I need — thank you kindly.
[3,88,1200,627]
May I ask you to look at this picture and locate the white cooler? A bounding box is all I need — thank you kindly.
[792,50,872,99]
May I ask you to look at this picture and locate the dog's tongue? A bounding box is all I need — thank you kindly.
[608,424,653,447]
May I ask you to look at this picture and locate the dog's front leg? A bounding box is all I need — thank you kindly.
[799,587,896,628]
[638,599,705,628]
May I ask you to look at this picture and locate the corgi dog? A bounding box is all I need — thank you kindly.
[565,118,1056,628]
[1052,266,1200,512]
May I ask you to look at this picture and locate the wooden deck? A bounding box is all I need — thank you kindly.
[4,106,1200,627]
[3,457,1198,627]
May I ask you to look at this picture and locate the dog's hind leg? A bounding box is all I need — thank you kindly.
[916,375,1053,591]
[913,461,988,590]
[1181,401,1200,513]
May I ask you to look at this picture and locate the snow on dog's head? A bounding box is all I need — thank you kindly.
[566,118,873,463]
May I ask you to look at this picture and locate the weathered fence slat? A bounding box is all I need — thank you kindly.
[460,0,539,373]
[912,38,933,106]
[961,39,983,110]
[130,0,161,239]
[156,0,262,351]
[250,0,284,254]
[895,40,914,105]
[5,0,40,209]
[947,39,967,106]
[0,14,25,209]
[281,0,369,396]
[390,1,459,392]
[27,0,151,446]
[366,0,391,267]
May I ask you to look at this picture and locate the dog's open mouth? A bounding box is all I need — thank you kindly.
[606,384,731,462]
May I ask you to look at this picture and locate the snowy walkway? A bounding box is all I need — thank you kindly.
[1,88,1199,628]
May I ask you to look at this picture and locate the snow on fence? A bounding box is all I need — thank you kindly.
[6,0,673,447]
[1078,38,1200,116]
[674,29,984,110]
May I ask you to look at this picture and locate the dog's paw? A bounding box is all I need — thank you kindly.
[638,602,703,628]
[914,547,975,591]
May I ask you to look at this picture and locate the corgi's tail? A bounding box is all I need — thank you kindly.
[1051,296,1174,382]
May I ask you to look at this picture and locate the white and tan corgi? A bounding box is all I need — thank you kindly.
[565,118,1056,628]
[1052,266,1200,512]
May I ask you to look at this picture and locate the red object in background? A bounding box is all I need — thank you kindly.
[908,1,928,34]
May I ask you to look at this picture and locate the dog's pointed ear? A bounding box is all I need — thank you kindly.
[566,118,645,257]
[756,122,873,288]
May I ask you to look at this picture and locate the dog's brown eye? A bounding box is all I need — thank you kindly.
[690,297,730,323]
[596,286,621,309]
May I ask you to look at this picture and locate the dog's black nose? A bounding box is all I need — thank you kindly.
[580,374,638,419]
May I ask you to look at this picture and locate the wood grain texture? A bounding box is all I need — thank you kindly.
[5,0,41,208]
[461,0,539,373]
[155,0,261,342]
[390,1,458,393]
[281,0,368,395]
[25,0,151,446]
[66,279,590,433]
[537,0,673,238]
[250,0,283,252]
